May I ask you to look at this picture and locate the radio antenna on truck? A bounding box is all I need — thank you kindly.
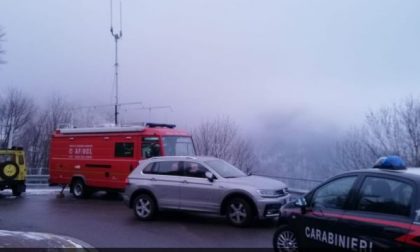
[110,0,123,125]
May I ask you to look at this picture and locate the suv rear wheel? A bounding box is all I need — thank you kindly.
[226,197,253,227]
[133,194,157,220]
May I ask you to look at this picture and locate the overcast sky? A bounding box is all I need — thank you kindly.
[1,0,420,133]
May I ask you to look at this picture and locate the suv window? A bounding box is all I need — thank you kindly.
[311,176,357,210]
[0,154,15,163]
[142,163,154,174]
[154,161,182,176]
[184,162,208,178]
[356,177,414,217]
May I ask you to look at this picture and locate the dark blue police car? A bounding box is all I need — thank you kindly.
[273,156,420,251]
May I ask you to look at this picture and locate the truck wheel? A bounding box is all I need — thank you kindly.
[273,225,300,252]
[71,179,88,199]
[133,194,157,220]
[226,197,253,227]
[0,162,19,181]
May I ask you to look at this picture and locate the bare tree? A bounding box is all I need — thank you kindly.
[335,127,376,171]
[71,106,111,127]
[193,117,258,173]
[0,88,34,148]
[0,27,5,64]
[20,96,73,174]
[336,96,420,169]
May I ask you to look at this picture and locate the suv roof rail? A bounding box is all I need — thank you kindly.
[0,146,24,151]
[149,156,198,160]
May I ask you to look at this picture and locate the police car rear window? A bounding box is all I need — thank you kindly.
[356,177,413,217]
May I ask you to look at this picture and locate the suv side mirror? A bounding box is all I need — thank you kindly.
[295,197,308,213]
[205,171,215,182]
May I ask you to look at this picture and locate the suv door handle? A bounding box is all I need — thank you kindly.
[182,180,188,183]
[151,178,156,181]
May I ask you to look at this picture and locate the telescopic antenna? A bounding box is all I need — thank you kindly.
[110,0,123,125]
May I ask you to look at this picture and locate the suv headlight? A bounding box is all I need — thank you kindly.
[257,189,281,198]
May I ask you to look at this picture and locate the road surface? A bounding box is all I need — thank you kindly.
[0,188,277,248]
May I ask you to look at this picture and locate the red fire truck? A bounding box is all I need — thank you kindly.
[49,123,196,198]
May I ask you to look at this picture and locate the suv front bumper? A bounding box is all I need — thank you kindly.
[256,194,291,219]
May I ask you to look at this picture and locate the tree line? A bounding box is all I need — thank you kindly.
[0,88,258,175]
[1,86,419,178]
[336,96,420,170]
[0,89,72,174]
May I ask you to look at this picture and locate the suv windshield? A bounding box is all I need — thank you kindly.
[204,159,246,178]
[162,136,196,156]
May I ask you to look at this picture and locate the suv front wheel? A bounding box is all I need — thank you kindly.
[226,197,253,227]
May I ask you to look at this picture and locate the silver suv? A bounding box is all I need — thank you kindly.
[123,156,290,227]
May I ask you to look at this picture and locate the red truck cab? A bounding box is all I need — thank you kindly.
[49,123,195,198]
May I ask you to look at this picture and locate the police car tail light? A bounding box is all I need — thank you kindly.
[373,156,406,170]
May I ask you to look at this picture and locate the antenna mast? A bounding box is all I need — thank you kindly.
[110,0,123,125]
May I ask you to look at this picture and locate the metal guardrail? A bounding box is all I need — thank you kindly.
[288,188,309,195]
[257,174,323,194]
[25,174,317,194]
[26,175,49,185]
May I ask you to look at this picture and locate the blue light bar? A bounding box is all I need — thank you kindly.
[373,156,406,170]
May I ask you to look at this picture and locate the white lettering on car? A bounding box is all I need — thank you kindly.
[304,226,373,252]
[305,227,311,238]
[328,232,334,245]
[316,229,321,241]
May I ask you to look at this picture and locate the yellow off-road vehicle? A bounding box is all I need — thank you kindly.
[0,147,26,196]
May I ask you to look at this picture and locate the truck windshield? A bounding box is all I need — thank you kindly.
[204,159,246,178]
[162,136,195,156]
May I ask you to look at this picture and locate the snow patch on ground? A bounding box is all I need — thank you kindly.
[26,188,63,195]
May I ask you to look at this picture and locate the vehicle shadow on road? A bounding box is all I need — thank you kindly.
[0,193,22,200]
[128,211,277,229]
[91,191,123,201]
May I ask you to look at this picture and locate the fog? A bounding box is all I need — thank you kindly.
[1,0,420,180]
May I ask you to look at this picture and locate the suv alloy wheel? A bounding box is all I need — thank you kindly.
[226,197,253,227]
[133,194,157,220]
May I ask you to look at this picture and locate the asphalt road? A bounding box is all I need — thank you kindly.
[0,188,277,248]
